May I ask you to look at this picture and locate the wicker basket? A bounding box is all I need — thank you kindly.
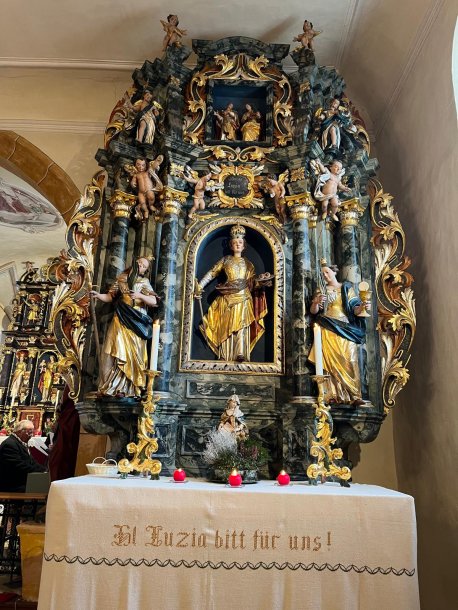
[86,457,119,477]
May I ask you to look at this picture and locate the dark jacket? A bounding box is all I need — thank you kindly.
[0,435,46,492]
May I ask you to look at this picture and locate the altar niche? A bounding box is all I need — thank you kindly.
[180,219,284,374]
[205,81,273,145]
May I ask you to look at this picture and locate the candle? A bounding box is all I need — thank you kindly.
[173,468,186,482]
[276,470,290,486]
[228,469,242,487]
[150,320,160,371]
[313,323,323,375]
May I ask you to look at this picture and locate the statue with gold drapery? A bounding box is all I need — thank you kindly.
[194,225,273,362]
[308,260,370,404]
[90,257,159,397]
[240,104,262,141]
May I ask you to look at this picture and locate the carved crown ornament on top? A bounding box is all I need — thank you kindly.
[183,53,293,147]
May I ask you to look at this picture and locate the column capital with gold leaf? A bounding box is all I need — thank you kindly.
[339,197,365,227]
[160,187,188,218]
[285,192,318,227]
[109,190,137,219]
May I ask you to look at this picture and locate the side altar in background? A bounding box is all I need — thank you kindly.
[0,262,66,436]
[0,18,415,480]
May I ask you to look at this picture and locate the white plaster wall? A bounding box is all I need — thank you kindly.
[372,4,457,608]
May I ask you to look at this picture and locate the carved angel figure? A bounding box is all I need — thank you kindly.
[293,20,322,51]
[181,167,214,221]
[124,156,164,221]
[261,171,289,224]
[161,14,187,51]
[310,159,352,221]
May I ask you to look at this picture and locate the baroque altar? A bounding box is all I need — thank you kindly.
[0,25,415,480]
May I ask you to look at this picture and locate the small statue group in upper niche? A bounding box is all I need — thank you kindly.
[124,156,164,221]
[214,104,262,142]
[161,14,187,51]
[293,20,322,51]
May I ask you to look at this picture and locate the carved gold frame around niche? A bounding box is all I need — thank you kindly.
[179,216,285,374]
[183,53,293,147]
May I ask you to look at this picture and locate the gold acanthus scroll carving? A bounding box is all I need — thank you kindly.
[369,179,416,414]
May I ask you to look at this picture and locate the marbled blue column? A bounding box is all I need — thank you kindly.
[105,191,137,286]
[155,189,186,393]
[336,198,364,284]
[287,195,316,398]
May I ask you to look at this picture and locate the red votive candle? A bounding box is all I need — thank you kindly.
[228,469,242,487]
[173,468,186,482]
[276,470,290,486]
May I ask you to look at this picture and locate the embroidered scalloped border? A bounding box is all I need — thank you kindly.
[44,554,415,577]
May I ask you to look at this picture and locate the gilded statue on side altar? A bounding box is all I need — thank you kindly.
[90,257,159,398]
[9,352,27,405]
[38,355,57,403]
[309,261,370,404]
[240,104,262,141]
[218,394,248,440]
[194,225,273,362]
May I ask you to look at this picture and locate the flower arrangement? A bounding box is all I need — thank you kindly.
[202,428,268,482]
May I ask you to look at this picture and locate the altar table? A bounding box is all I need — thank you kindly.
[38,477,419,610]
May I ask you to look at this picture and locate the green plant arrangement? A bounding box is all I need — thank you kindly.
[202,429,269,482]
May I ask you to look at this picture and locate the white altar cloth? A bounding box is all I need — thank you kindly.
[38,477,419,610]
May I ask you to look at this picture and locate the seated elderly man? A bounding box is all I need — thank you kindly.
[0,420,46,492]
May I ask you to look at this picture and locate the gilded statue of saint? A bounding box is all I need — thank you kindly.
[91,257,159,397]
[240,104,261,141]
[308,261,370,404]
[214,103,239,141]
[194,225,272,362]
[9,352,27,406]
[38,355,57,403]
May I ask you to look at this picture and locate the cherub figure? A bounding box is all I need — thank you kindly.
[181,168,214,221]
[161,14,187,51]
[293,20,322,51]
[124,156,164,221]
[261,171,289,224]
[311,159,352,221]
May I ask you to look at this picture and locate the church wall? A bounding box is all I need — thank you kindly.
[366,4,457,609]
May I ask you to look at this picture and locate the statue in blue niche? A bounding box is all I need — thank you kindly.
[308,260,370,405]
[194,225,273,362]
